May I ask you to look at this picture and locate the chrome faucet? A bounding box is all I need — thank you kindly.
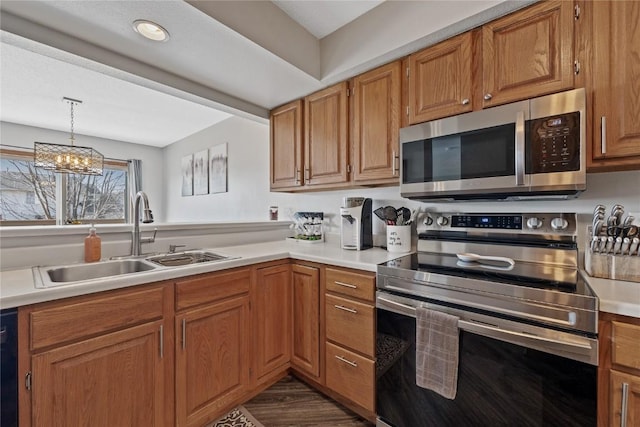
[132,191,156,256]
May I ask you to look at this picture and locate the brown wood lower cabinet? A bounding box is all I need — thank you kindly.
[253,263,292,385]
[19,260,378,426]
[32,321,166,427]
[325,342,375,411]
[175,268,251,427]
[598,313,640,427]
[291,263,321,379]
[323,267,376,414]
[19,282,174,427]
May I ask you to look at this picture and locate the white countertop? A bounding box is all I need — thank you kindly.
[0,240,404,309]
[582,274,640,318]
[1,239,638,319]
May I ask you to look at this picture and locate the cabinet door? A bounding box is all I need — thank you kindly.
[291,264,320,378]
[590,0,640,167]
[408,31,474,124]
[304,82,349,187]
[482,0,574,107]
[351,61,401,183]
[271,100,304,189]
[176,296,250,427]
[254,264,291,383]
[610,370,640,427]
[32,321,166,427]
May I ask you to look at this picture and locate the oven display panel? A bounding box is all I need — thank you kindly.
[451,215,522,229]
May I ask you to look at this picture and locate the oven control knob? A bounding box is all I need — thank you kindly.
[436,216,449,226]
[424,216,434,226]
[551,217,569,231]
[526,217,543,229]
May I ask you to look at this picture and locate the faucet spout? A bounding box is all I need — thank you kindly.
[132,191,154,256]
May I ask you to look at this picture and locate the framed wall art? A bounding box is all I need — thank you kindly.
[209,143,228,194]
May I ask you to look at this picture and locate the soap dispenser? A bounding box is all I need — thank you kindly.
[84,223,102,263]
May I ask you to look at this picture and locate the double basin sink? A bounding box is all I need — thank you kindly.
[33,250,234,288]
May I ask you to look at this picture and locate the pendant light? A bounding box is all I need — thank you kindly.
[34,97,104,176]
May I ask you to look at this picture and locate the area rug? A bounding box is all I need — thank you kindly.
[207,405,265,427]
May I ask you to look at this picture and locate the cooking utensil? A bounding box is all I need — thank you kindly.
[383,206,397,225]
[593,204,606,215]
[630,238,640,256]
[456,253,515,267]
[590,236,600,253]
[607,215,618,228]
[395,207,411,225]
[373,207,387,222]
[622,215,635,227]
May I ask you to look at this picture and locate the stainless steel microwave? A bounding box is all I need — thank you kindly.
[400,88,586,201]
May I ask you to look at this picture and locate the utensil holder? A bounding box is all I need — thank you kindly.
[387,225,412,253]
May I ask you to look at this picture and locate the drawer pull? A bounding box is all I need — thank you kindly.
[159,325,164,358]
[334,304,357,314]
[335,355,358,368]
[334,281,357,289]
[621,382,629,427]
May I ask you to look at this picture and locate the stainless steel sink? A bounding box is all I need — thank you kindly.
[145,250,231,267]
[32,250,237,289]
[33,259,159,288]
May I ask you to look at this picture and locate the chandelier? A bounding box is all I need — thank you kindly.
[34,97,104,175]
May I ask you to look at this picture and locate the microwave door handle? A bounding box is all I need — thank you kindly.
[515,111,526,186]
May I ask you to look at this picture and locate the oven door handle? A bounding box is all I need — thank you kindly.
[377,296,596,363]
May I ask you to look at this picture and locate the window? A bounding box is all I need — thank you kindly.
[0,148,129,225]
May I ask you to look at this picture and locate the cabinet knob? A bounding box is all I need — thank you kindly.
[461,98,470,105]
[484,93,493,101]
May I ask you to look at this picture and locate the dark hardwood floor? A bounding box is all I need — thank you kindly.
[243,375,374,427]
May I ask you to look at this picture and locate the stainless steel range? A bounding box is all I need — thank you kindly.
[376,212,598,427]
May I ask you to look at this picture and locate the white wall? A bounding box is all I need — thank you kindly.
[162,117,640,244]
[1,121,166,220]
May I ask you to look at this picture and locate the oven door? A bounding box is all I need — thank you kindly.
[376,292,597,427]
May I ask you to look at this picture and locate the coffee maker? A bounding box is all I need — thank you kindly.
[340,197,373,250]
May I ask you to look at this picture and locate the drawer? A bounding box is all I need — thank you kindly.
[612,321,640,370]
[325,294,374,357]
[326,341,375,411]
[176,267,251,310]
[30,284,166,351]
[325,268,375,302]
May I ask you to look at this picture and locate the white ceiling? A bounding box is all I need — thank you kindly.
[273,0,384,39]
[0,0,527,147]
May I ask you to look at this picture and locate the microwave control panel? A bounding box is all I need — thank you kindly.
[527,111,580,173]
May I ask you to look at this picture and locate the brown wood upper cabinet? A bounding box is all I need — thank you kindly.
[304,82,350,187]
[589,0,640,170]
[270,100,303,189]
[407,1,575,125]
[482,0,575,108]
[408,31,474,124]
[270,62,402,191]
[351,61,402,184]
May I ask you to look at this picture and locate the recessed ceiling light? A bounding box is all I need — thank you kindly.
[133,19,170,42]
